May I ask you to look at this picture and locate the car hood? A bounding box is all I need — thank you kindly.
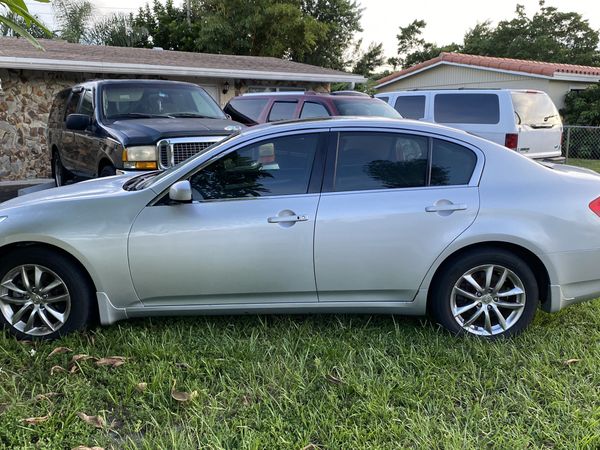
[104,118,243,146]
[0,175,135,211]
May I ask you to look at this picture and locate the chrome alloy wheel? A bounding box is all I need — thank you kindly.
[451,264,526,336]
[0,264,71,336]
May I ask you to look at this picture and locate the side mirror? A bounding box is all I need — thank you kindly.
[169,180,192,203]
[66,114,91,131]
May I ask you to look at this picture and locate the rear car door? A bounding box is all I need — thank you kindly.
[128,131,328,306]
[314,129,482,302]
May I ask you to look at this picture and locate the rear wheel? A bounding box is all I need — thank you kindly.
[52,151,72,187]
[0,248,94,340]
[430,249,538,338]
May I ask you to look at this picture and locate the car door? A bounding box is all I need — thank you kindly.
[72,88,99,177]
[128,131,328,306]
[314,130,482,302]
[60,89,82,173]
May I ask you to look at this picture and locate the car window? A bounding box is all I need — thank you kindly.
[300,102,330,119]
[189,133,320,200]
[78,89,94,116]
[434,94,500,124]
[430,139,477,186]
[334,132,428,192]
[268,101,298,122]
[64,90,82,119]
[378,96,389,103]
[225,98,268,124]
[332,98,401,118]
[394,95,426,119]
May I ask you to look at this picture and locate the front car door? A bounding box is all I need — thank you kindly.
[314,129,483,302]
[128,131,328,306]
[60,89,82,173]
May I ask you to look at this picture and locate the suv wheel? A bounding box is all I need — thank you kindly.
[0,248,94,340]
[99,165,116,178]
[53,152,71,187]
[430,248,538,338]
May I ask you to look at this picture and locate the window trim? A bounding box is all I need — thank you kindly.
[321,128,484,194]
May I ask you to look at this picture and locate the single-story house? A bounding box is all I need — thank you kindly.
[376,52,600,109]
[0,37,364,181]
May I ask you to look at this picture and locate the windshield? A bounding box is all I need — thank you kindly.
[333,98,401,119]
[102,83,226,120]
[511,92,561,127]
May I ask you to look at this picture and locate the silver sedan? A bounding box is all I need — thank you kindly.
[1,117,599,339]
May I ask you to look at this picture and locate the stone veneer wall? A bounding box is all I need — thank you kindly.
[0,68,329,181]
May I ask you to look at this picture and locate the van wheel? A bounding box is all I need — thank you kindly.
[430,248,538,338]
[0,248,94,340]
[99,165,116,178]
[53,152,72,187]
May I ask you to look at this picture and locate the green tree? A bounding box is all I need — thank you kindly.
[351,41,385,77]
[561,84,600,126]
[0,0,51,48]
[86,13,148,47]
[462,1,600,65]
[53,0,93,44]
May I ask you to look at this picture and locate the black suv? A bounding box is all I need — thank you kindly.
[47,79,243,186]
[223,91,401,126]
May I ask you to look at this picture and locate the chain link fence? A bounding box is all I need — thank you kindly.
[563,126,600,162]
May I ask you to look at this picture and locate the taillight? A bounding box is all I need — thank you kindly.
[505,133,518,150]
[590,197,600,217]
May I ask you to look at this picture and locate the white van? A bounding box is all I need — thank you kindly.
[375,89,563,161]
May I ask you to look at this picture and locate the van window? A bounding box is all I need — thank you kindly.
[394,95,426,119]
[434,94,500,124]
[511,92,560,127]
[430,139,477,186]
[268,101,298,122]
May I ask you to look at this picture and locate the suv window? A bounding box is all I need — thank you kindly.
[431,139,477,186]
[78,89,94,116]
[65,90,82,119]
[190,133,320,200]
[300,102,330,119]
[334,132,428,191]
[226,98,268,124]
[434,94,500,124]
[394,95,426,119]
[268,101,298,122]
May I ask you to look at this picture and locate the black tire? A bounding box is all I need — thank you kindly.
[99,164,116,178]
[0,247,95,340]
[52,151,72,187]
[430,248,538,338]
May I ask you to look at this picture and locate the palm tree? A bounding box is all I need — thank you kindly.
[0,0,51,49]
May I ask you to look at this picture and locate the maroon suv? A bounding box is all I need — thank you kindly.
[224,91,401,125]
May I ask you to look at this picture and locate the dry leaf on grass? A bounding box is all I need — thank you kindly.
[50,365,66,375]
[21,414,50,425]
[325,373,343,385]
[48,347,72,357]
[302,445,320,450]
[77,412,106,429]
[95,356,127,368]
[34,392,61,402]
[563,358,581,366]
[175,362,191,370]
[71,446,105,450]
[69,365,80,374]
[135,382,147,392]
[171,387,198,403]
[71,354,97,364]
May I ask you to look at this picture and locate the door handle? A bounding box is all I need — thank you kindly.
[268,214,308,223]
[425,204,467,212]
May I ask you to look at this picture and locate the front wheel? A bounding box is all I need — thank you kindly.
[99,165,116,178]
[430,249,538,338]
[52,151,72,187]
[0,248,94,340]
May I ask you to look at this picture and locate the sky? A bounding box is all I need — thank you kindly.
[25,0,600,59]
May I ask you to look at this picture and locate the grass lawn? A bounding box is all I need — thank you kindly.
[1,303,599,449]
[566,158,600,173]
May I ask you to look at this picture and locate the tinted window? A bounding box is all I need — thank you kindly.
[378,96,389,103]
[334,132,428,191]
[78,89,94,116]
[65,90,82,119]
[190,134,319,200]
[511,92,560,126]
[431,139,477,186]
[333,98,400,118]
[268,101,298,122]
[434,94,500,124]
[394,95,426,119]
[300,102,330,119]
[226,98,268,124]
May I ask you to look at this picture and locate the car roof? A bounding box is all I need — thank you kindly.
[233,91,378,101]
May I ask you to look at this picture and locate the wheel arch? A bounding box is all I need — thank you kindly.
[97,158,114,176]
[425,241,551,313]
[0,241,100,322]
